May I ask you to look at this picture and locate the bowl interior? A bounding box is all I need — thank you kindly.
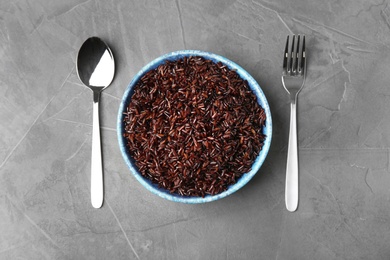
[117,50,272,203]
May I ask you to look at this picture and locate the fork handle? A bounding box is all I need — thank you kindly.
[285,101,298,212]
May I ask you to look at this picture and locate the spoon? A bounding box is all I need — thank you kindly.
[76,37,115,208]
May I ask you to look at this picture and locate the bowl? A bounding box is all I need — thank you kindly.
[117,50,272,203]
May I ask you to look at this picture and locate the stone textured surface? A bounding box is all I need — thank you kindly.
[1,0,390,259]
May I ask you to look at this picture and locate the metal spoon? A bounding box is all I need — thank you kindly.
[76,37,115,208]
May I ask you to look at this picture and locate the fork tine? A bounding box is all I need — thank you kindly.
[294,35,300,73]
[287,35,295,73]
[292,35,299,73]
[299,35,306,74]
[283,35,289,72]
[297,35,302,74]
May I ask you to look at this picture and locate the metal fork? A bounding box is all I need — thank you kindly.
[282,35,306,212]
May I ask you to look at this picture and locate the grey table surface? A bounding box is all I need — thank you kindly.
[1,0,390,259]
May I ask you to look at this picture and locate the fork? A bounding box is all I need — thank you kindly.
[282,35,306,212]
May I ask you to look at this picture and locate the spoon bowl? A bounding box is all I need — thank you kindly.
[77,37,115,208]
[77,37,115,89]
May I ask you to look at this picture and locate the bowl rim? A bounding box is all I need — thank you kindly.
[117,50,272,204]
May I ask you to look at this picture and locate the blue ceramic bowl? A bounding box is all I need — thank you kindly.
[117,50,272,203]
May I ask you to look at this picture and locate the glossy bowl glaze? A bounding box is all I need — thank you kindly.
[117,50,272,203]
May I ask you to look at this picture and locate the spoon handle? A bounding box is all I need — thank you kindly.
[91,90,103,208]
